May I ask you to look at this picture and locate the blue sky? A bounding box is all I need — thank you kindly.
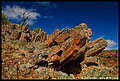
[2,1,119,50]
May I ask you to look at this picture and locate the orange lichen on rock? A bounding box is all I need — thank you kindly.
[44,40,53,47]
[51,55,59,62]
[48,29,60,40]
[52,46,60,53]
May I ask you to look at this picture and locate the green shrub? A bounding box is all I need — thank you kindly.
[33,27,40,33]
[1,12,8,24]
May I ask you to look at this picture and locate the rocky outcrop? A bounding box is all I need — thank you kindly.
[31,29,47,42]
[1,23,47,43]
[1,22,110,79]
[45,23,107,70]
[10,30,21,40]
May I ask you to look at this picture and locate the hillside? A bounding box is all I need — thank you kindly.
[1,22,119,80]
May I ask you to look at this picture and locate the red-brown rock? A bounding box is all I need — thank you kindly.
[46,23,107,70]
[48,29,60,40]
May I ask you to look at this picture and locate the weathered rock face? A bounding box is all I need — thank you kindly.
[48,29,60,40]
[31,29,47,42]
[1,23,47,43]
[19,32,27,41]
[10,30,21,40]
[45,23,107,70]
[85,37,107,57]
[1,23,21,41]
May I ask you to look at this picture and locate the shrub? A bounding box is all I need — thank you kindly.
[1,12,8,24]
[33,27,40,33]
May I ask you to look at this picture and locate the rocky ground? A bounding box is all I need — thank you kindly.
[80,50,119,79]
[1,22,119,80]
[1,39,76,79]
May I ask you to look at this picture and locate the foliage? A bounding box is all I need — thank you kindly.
[33,27,40,33]
[1,12,8,24]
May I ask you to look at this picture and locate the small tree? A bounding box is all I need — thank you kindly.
[20,11,31,30]
[20,11,28,26]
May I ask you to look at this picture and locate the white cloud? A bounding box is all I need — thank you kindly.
[2,5,25,20]
[2,5,40,25]
[2,5,54,25]
[106,40,117,47]
[104,40,117,50]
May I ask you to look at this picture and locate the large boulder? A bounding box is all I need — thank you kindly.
[45,23,107,70]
